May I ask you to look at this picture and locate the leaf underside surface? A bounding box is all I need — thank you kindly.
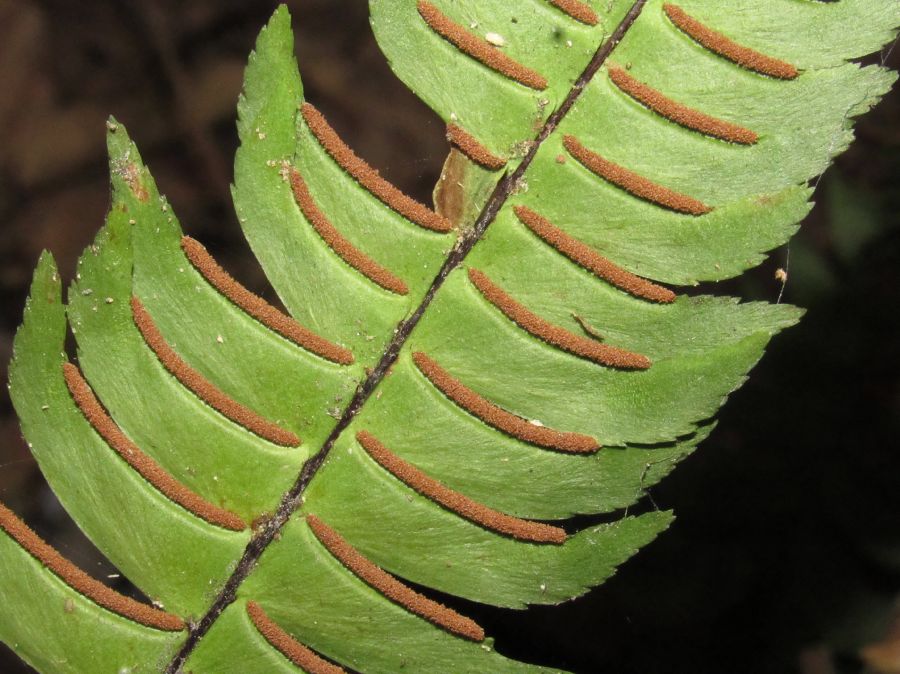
[1,1,897,672]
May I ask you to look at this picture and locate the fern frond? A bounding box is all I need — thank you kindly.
[2,1,897,672]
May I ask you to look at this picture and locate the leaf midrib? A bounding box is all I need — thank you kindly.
[164,2,649,670]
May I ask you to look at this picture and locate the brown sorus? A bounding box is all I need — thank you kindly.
[288,167,410,296]
[357,430,566,544]
[412,352,599,454]
[306,514,485,641]
[300,104,452,233]
[63,363,247,532]
[130,297,301,447]
[417,1,549,91]
[608,65,758,144]
[247,601,346,674]
[446,125,507,171]
[181,236,354,365]
[546,0,599,26]
[663,4,798,80]
[0,499,185,631]
[468,268,651,370]
[513,205,676,303]
[563,135,712,215]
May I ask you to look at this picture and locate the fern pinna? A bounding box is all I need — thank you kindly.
[1,1,897,672]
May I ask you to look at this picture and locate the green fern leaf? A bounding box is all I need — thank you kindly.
[2,1,897,672]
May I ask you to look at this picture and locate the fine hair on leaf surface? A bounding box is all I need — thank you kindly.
[1,1,898,672]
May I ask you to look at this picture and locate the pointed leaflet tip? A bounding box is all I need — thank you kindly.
[104,119,153,203]
[269,4,291,26]
[18,251,61,327]
[34,250,59,281]
[258,4,293,48]
[105,116,136,160]
[238,1,302,140]
[12,249,63,370]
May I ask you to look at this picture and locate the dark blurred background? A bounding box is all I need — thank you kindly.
[0,2,897,672]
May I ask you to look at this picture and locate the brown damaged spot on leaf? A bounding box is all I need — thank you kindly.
[117,161,150,202]
[434,148,469,228]
[754,194,779,207]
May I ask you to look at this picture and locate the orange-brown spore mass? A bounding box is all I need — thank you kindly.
[288,167,410,296]
[563,135,713,215]
[182,236,354,365]
[417,1,549,90]
[357,430,567,544]
[546,0,599,26]
[247,601,346,674]
[130,297,301,447]
[468,267,651,370]
[446,124,507,171]
[412,351,600,454]
[513,205,676,303]
[306,514,485,641]
[301,103,452,233]
[0,499,185,631]
[608,65,758,144]
[663,4,798,80]
[63,362,247,531]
